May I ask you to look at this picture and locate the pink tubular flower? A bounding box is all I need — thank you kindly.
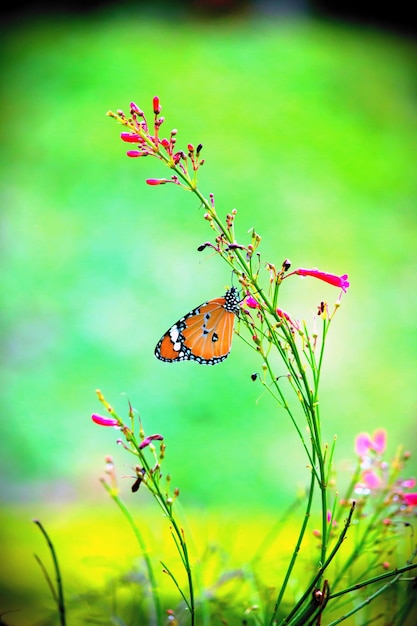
[139,434,164,449]
[355,429,387,457]
[289,268,350,292]
[277,307,291,322]
[146,178,169,185]
[92,413,120,427]
[403,493,417,506]
[277,307,300,331]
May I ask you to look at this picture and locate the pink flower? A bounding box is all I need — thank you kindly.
[403,492,417,506]
[400,478,416,489]
[363,470,383,490]
[288,268,350,292]
[355,429,387,457]
[92,414,120,427]
[371,429,387,454]
[139,434,164,449]
[245,296,260,309]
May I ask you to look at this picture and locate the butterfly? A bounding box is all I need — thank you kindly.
[155,286,241,365]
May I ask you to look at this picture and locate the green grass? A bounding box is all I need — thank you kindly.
[1,503,415,625]
[0,9,416,623]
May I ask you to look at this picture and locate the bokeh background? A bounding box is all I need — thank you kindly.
[1,1,416,623]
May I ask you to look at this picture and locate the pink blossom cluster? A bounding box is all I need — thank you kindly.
[116,97,203,186]
[354,429,417,510]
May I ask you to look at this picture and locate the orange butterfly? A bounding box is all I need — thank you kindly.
[155,287,241,365]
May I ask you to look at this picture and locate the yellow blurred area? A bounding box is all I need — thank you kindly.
[0,503,303,624]
[1,500,415,624]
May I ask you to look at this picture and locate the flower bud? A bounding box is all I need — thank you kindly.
[146,178,169,185]
[91,414,119,427]
[121,132,141,142]
[139,433,164,449]
[153,96,161,114]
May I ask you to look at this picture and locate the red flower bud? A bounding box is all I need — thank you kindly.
[153,96,161,114]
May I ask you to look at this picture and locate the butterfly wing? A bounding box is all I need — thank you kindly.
[155,288,240,365]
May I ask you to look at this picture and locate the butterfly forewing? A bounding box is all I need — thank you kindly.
[155,287,240,365]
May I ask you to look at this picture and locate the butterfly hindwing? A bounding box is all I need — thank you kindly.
[155,287,240,365]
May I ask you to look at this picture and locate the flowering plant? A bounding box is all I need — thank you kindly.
[80,98,417,625]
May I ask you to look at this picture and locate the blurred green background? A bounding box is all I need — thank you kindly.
[1,4,416,507]
[1,4,416,621]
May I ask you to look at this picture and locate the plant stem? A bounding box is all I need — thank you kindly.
[269,466,316,625]
[33,519,66,626]
[100,481,164,626]
[325,566,409,626]
[281,502,355,626]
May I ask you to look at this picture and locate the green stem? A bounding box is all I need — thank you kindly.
[328,561,417,600]
[331,498,384,590]
[281,502,355,626]
[131,446,196,625]
[326,571,406,626]
[97,395,196,626]
[33,519,66,626]
[269,464,317,625]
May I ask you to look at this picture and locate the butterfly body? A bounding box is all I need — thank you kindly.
[155,286,240,365]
